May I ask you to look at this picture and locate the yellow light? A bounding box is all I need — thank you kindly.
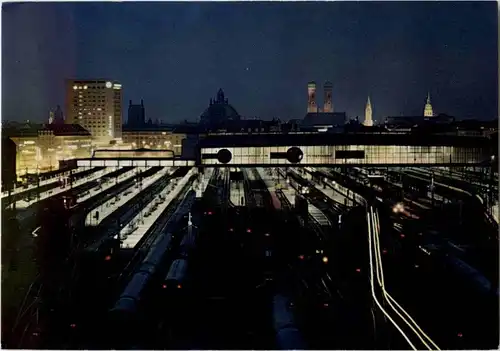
[322,256,329,263]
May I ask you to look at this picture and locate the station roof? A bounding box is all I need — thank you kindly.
[198,132,492,148]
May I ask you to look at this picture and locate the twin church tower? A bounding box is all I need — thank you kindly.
[306,81,434,127]
[307,81,333,113]
[306,81,373,126]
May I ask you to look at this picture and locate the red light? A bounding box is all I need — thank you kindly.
[265,233,270,237]
[229,228,234,232]
[382,249,388,254]
[298,255,305,260]
[400,234,405,238]
[70,323,76,329]
[356,268,361,273]
[246,229,252,233]
[208,211,212,215]
[457,332,463,338]
[162,284,167,289]
[323,303,329,308]
[104,255,111,261]
[177,284,182,289]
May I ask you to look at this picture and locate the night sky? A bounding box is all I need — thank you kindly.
[2,1,498,124]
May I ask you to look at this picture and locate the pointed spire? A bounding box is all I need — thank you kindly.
[217,88,225,103]
[364,95,373,127]
[424,92,434,117]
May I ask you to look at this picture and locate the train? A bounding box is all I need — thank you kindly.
[109,190,197,316]
[444,255,496,296]
[161,211,200,293]
[163,258,188,290]
[272,294,307,350]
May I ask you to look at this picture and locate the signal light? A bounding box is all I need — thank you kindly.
[104,255,111,261]
[207,211,213,215]
[70,323,76,329]
[322,256,329,263]
[298,255,305,260]
[457,332,463,338]
[177,284,182,289]
[229,228,234,232]
[246,229,252,233]
[400,234,405,238]
[265,233,270,237]
[162,284,167,289]
[323,303,329,308]
[382,249,388,254]
[356,268,361,273]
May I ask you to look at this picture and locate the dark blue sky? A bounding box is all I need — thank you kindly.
[2,1,498,123]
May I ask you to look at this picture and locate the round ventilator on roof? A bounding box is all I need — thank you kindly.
[286,147,303,164]
[217,148,232,164]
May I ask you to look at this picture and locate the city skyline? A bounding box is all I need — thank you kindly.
[2,1,498,123]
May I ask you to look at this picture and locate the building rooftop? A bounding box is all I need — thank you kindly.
[3,123,91,137]
[41,124,91,136]
[303,112,347,126]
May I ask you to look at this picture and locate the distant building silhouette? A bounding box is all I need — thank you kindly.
[128,100,146,127]
[48,110,55,124]
[54,105,64,124]
[200,88,241,127]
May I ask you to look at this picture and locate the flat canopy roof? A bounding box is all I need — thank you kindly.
[198,132,492,148]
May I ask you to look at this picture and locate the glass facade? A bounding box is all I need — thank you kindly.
[77,158,195,167]
[200,145,489,166]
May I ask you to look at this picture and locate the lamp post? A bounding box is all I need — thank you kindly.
[430,172,435,207]
[36,166,41,202]
[489,155,495,213]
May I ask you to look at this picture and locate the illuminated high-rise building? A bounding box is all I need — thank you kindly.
[307,81,318,113]
[424,92,434,117]
[364,96,373,127]
[65,79,123,143]
[323,81,333,113]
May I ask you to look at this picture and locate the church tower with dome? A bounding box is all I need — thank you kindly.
[200,88,241,127]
